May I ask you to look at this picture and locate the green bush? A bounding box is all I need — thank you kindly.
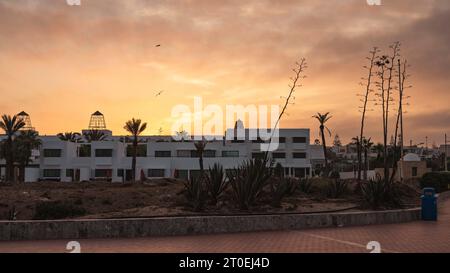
[229,158,272,210]
[34,201,86,220]
[420,172,450,193]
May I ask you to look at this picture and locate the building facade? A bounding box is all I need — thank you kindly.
[1,128,313,182]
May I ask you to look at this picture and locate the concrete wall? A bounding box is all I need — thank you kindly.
[0,208,421,241]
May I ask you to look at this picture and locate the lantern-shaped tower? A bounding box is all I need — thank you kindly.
[88,111,107,130]
[17,111,35,131]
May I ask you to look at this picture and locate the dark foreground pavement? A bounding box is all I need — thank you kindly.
[0,200,448,253]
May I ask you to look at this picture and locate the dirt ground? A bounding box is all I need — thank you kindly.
[0,179,420,220]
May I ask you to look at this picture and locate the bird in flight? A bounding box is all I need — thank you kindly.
[155,90,164,97]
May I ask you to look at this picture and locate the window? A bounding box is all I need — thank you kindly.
[177,150,191,157]
[126,144,147,157]
[272,152,286,159]
[277,137,286,143]
[293,137,307,143]
[155,151,171,157]
[222,150,239,157]
[78,144,91,157]
[95,169,112,178]
[252,152,264,159]
[189,150,216,158]
[43,169,61,178]
[117,169,124,177]
[412,167,418,177]
[252,137,265,143]
[189,170,202,180]
[95,149,113,157]
[293,152,307,159]
[66,169,74,178]
[148,169,165,177]
[174,169,189,180]
[43,149,61,157]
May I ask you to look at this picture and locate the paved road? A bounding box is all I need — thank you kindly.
[1,200,449,253]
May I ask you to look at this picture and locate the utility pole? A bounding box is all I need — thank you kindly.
[445,133,448,172]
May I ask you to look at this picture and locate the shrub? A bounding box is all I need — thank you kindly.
[327,179,348,198]
[228,158,272,210]
[329,170,340,179]
[34,201,86,220]
[184,176,207,211]
[205,163,229,205]
[420,172,450,193]
[299,178,313,194]
[361,175,403,209]
[270,177,297,207]
[273,163,284,178]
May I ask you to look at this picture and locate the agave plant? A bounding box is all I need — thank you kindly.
[228,158,272,210]
[299,178,313,194]
[205,163,229,205]
[361,175,403,209]
[327,179,349,198]
[184,176,207,212]
[270,177,297,207]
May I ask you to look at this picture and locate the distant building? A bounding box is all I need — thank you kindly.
[375,153,431,182]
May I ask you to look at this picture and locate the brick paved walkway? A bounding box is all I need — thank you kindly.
[1,200,449,253]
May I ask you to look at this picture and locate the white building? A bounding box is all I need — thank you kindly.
[0,113,314,182]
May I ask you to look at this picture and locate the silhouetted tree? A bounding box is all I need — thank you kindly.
[0,115,25,182]
[357,47,378,181]
[57,132,81,142]
[14,130,41,182]
[124,118,147,182]
[83,130,107,142]
[312,112,332,172]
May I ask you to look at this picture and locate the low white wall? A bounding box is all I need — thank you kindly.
[24,168,40,182]
[340,170,376,180]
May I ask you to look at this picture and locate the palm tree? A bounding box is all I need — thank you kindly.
[14,130,41,182]
[57,132,81,142]
[374,143,383,160]
[194,139,207,176]
[312,112,332,172]
[361,137,374,180]
[83,130,107,142]
[124,118,147,182]
[0,115,25,182]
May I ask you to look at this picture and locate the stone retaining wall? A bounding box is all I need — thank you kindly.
[1,191,448,241]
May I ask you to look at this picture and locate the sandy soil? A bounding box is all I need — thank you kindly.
[0,179,419,220]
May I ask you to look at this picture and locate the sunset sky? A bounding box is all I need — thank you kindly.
[0,0,449,145]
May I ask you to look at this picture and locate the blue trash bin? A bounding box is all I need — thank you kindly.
[421,187,437,221]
